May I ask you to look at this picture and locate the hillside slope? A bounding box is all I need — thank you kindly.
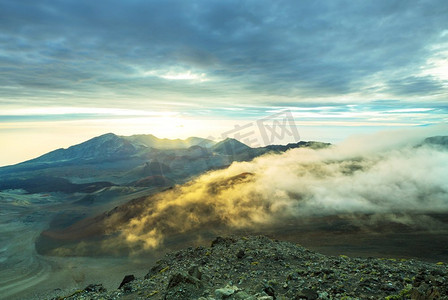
[60,235,448,300]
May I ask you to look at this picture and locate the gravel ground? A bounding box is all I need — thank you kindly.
[58,235,448,300]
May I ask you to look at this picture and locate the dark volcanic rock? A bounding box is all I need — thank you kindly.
[118,274,135,289]
[164,271,203,300]
[167,272,202,289]
[188,265,203,280]
[61,235,448,300]
[211,236,237,247]
[84,283,106,293]
[236,249,245,259]
[295,288,318,300]
[263,285,276,299]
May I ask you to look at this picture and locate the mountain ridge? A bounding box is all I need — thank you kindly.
[211,138,251,155]
[0,132,332,193]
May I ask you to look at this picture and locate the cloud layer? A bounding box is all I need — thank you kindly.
[1,0,447,109]
[89,127,448,253]
[2,1,447,167]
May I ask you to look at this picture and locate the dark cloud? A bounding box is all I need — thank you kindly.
[385,76,446,96]
[0,0,447,108]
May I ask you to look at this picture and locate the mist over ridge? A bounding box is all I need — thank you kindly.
[44,126,448,255]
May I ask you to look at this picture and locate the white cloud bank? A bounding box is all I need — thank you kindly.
[103,125,448,251]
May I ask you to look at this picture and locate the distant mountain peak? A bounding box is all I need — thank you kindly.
[420,136,448,148]
[212,138,251,155]
[216,137,250,147]
[0,132,332,190]
[100,132,118,138]
[124,134,215,149]
[102,132,120,138]
[27,133,137,164]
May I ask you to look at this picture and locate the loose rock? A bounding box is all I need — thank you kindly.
[60,235,448,300]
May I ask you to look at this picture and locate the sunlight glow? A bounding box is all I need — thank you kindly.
[0,116,235,166]
[141,69,209,82]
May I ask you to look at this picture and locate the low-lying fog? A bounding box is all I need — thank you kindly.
[93,126,448,255]
[1,125,448,299]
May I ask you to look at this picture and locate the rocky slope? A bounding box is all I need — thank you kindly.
[59,236,448,300]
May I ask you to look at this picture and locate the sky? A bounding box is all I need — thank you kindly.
[0,0,447,166]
